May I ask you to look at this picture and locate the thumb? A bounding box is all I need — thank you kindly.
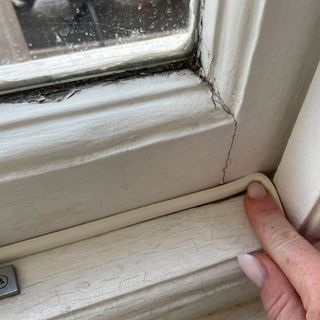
[238,253,305,319]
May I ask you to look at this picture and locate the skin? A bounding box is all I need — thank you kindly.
[244,183,320,320]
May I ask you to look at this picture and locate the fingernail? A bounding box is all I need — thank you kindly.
[237,253,267,288]
[247,182,267,200]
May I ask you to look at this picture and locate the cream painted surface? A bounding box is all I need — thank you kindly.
[0,196,260,320]
[0,71,234,245]
[201,0,320,181]
[274,62,320,239]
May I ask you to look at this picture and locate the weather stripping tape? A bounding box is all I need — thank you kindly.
[0,173,281,262]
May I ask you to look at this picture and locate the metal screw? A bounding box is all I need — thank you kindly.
[0,275,8,289]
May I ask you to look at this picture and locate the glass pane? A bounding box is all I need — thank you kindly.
[8,0,191,60]
[0,0,198,93]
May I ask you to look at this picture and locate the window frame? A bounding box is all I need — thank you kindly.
[1,0,320,251]
[1,1,320,318]
[199,0,320,182]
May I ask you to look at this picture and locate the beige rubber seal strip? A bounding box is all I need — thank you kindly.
[0,173,281,263]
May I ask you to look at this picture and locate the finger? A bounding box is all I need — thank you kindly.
[258,253,305,320]
[238,253,305,319]
[244,182,320,314]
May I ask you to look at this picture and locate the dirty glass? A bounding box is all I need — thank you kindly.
[9,0,191,60]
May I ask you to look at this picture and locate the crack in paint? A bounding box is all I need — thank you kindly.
[200,75,238,184]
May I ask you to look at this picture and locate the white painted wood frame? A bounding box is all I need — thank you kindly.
[274,61,320,240]
[200,0,320,182]
[1,0,320,248]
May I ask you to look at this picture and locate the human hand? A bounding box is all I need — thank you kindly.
[238,182,320,320]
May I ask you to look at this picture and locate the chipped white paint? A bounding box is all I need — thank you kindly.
[274,62,320,239]
[0,196,261,320]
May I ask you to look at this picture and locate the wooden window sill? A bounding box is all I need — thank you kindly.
[1,195,261,320]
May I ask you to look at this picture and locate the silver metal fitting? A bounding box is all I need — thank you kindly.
[0,265,20,300]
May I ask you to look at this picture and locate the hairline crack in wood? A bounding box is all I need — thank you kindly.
[200,74,238,184]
